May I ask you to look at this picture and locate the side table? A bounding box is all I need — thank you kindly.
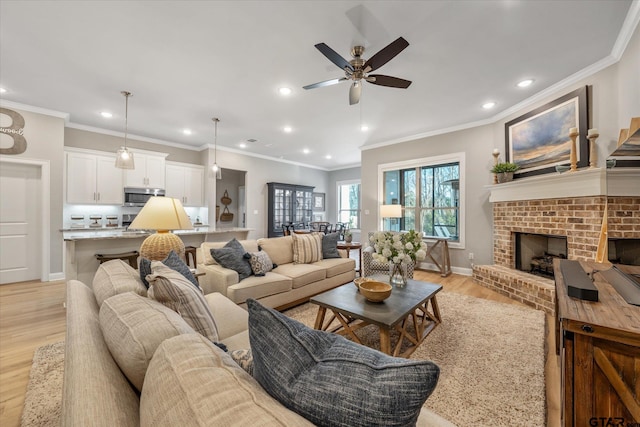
[424,237,452,277]
[337,241,362,277]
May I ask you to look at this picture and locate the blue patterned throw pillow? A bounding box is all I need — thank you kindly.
[246,299,440,427]
[139,250,199,289]
[248,251,274,276]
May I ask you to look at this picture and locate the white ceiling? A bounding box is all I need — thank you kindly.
[0,1,636,170]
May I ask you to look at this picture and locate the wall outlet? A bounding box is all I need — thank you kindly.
[364,209,370,215]
[468,252,474,260]
[253,210,259,215]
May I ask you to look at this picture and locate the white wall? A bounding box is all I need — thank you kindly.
[0,105,65,278]
[204,148,330,239]
[360,24,640,273]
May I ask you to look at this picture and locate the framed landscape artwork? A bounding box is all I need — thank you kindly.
[505,86,589,178]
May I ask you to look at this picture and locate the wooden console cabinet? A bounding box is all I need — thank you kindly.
[554,261,640,426]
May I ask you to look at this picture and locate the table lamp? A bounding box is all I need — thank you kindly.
[380,204,402,232]
[128,197,193,261]
[380,204,402,219]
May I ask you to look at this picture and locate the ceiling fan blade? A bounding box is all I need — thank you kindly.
[303,77,348,90]
[363,37,409,72]
[314,43,354,72]
[368,74,412,88]
[349,82,361,105]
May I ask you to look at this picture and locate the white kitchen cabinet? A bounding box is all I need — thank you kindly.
[124,151,167,188]
[66,151,123,204]
[165,162,204,207]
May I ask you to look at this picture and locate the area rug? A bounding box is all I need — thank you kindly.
[284,291,547,426]
[21,291,546,427]
[21,341,64,427]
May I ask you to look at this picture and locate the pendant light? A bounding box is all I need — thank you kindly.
[115,91,135,169]
[211,117,222,179]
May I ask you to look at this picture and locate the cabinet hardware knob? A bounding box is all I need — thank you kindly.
[581,324,594,333]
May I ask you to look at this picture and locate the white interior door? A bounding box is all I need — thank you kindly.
[0,162,42,284]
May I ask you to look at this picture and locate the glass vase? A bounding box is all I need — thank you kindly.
[389,262,407,287]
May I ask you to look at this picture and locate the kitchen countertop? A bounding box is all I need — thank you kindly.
[63,227,251,241]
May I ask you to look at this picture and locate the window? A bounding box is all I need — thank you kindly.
[379,153,465,248]
[337,180,360,229]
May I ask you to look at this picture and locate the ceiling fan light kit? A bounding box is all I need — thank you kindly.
[303,36,412,105]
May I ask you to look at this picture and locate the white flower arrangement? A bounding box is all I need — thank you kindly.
[369,230,427,265]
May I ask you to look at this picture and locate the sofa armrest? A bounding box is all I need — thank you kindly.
[197,263,239,296]
[204,292,248,341]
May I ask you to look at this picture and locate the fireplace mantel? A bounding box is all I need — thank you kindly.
[487,168,606,203]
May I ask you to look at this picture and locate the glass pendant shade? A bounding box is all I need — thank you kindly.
[212,117,222,179]
[115,90,135,169]
[115,146,135,169]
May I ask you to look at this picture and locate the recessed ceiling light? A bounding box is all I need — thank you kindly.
[361,125,369,132]
[325,155,332,160]
[239,142,247,149]
[283,126,292,133]
[100,111,113,118]
[517,79,534,88]
[0,87,7,94]
[303,148,310,154]
[183,129,192,135]
[482,102,496,109]
[278,87,292,96]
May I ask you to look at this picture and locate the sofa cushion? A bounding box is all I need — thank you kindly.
[147,263,219,343]
[272,263,326,289]
[226,272,292,303]
[291,232,323,264]
[211,238,253,281]
[312,257,356,278]
[99,292,195,392]
[140,334,315,427]
[139,250,198,289]
[248,251,274,276]
[247,299,440,427]
[201,239,259,266]
[322,232,342,259]
[92,259,147,307]
[257,236,294,266]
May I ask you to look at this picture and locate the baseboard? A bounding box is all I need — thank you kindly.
[49,272,65,281]
[418,262,473,277]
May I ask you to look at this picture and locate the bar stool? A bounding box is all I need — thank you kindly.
[95,251,140,269]
[185,246,197,268]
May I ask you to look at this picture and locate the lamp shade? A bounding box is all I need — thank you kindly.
[380,204,402,218]
[129,197,193,261]
[129,197,193,231]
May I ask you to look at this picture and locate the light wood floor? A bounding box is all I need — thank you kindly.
[0,271,560,427]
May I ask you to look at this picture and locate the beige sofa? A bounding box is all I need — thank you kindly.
[197,235,356,309]
[61,259,453,427]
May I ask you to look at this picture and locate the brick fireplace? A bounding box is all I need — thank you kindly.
[473,168,640,316]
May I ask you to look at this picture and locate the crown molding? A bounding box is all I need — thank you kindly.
[0,99,69,120]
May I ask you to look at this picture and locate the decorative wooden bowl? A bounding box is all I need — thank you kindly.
[358,280,392,302]
[353,277,374,289]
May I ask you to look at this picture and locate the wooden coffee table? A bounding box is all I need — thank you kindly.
[310,277,442,358]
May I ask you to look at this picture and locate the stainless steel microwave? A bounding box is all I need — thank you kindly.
[123,187,165,207]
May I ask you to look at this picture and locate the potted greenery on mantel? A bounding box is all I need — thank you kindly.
[491,162,519,183]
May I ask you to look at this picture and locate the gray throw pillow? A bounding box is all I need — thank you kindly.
[322,232,341,259]
[211,238,252,280]
[139,250,199,289]
[246,299,440,427]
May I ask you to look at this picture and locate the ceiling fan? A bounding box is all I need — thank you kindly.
[303,37,412,105]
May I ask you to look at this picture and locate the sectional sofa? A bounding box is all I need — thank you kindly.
[61,258,452,426]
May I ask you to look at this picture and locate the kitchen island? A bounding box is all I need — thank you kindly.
[64,227,251,284]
